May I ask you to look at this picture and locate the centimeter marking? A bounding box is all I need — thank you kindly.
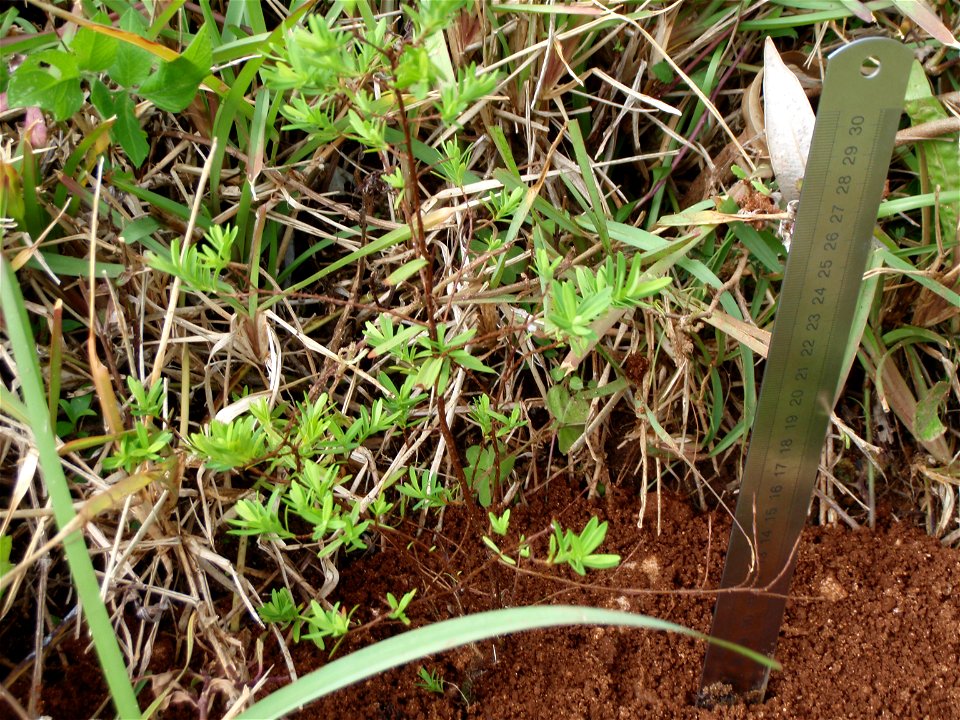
[698,38,913,705]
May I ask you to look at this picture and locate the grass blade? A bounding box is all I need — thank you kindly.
[0,254,141,718]
[236,605,779,719]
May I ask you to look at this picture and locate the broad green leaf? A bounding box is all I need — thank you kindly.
[109,9,154,88]
[26,69,83,120]
[89,80,149,166]
[7,51,83,120]
[71,24,118,72]
[546,384,590,454]
[557,425,585,455]
[139,24,212,112]
[914,380,949,443]
[464,445,492,507]
[181,22,214,70]
[89,77,115,117]
[112,92,149,166]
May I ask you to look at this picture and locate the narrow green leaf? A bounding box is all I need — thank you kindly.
[0,256,141,717]
[567,122,610,251]
[487,126,519,177]
[26,252,124,278]
[903,61,960,238]
[728,221,782,273]
[236,605,779,719]
[385,258,428,286]
[0,534,12,599]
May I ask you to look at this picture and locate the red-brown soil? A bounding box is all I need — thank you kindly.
[288,483,960,720]
[11,482,960,719]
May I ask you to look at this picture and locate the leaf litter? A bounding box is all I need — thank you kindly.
[0,2,958,718]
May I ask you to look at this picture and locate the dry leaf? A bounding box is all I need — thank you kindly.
[892,0,960,49]
[88,332,124,436]
[657,209,788,227]
[839,0,876,23]
[763,37,816,205]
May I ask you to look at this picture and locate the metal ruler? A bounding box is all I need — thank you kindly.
[698,38,912,705]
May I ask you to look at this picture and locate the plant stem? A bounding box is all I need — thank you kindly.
[390,60,480,525]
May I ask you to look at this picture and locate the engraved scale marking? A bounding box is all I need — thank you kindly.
[697,38,913,705]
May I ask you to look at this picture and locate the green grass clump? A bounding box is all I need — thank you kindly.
[0,0,957,716]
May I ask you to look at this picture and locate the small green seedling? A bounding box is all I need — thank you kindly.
[386,589,417,626]
[489,509,511,536]
[548,517,621,576]
[57,394,98,437]
[415,666,445,695]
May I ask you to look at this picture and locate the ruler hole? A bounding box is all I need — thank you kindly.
[860,56,881,78]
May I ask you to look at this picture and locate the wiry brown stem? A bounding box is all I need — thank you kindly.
[388,55,481,526]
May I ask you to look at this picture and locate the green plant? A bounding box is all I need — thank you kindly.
[547,518,621,576]
[1,255,140,717]
[124,377,165,418]
[5,1,956,716]
[56,393,97,436]
[463,394,525,507]
[416,666,445,694]
[146,225,245,314]
[481,515,616,575]
[481,534,518,567]
[230,488,290,540]
[189,416,268,472]
[365,318,495,395]
[299,601,356,651]
[256,586,356,652]
[481,507,530,567]
[464,445,514,509]
[103,422,173,473]
[257,587,300,626]
[386,589,417,626]
[399,468,453,513]
[434,139,473,188]
[263,3,498,149]
[235,606,779,719]
[5,15,213,166]
[538,245,673,355]
[545,377,591,455]
[489,509,511,536]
